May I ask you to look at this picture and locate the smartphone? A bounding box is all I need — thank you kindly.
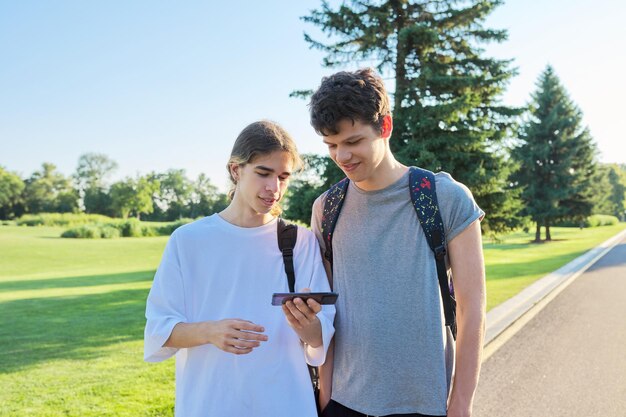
[271,292,338,306]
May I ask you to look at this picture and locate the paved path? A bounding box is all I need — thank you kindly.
[473,235,626,417]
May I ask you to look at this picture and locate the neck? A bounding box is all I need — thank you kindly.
[355,154,408,191]
[219,199,275,228]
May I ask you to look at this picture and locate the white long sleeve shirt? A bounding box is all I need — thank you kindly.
[144,214,335,417]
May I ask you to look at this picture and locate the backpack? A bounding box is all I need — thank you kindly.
[320,166,457,339]
[276,218,321,394]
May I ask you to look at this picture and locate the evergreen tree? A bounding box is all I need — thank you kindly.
[512,66,597,241]
[593,164,626,219]
[301,0,522,233]
[283,154,344,225]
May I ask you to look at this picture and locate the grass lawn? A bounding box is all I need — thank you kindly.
[1,222,625,415]
[483,223,626,310]
[0,226,173,416]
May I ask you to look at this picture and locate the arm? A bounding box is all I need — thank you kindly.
[164,319,268,355]
[310,195,335,410]
[446,219,486,417]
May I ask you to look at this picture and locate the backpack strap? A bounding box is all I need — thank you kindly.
[277,217,297,292]
[320,177,350,268]
[277,217,320,395]
[409,167,457,339]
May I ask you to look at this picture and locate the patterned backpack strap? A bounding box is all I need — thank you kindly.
[277,217,298,293]
[321,177,350,267]
[409,167,457,339]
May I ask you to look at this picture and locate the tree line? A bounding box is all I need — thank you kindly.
[0,153,229,222]
[2,1,626,241]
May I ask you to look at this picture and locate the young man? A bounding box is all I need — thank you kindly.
[309,68,486,417]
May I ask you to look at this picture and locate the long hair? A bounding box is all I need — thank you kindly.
[226,120,303,216]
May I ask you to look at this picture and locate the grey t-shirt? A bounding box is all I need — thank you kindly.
[311,169,484,416]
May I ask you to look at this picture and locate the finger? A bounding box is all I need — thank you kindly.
[230,338,262,348]
[232,320,265,333]
[294,297,319,319]
[306,298,322,314]
[286,300,309,323]
[282,305,302,328]
[300,287,311,293]
[235,330,268,342]
[225,345,254,355]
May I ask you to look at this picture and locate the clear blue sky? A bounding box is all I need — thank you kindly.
[1,0,624,191]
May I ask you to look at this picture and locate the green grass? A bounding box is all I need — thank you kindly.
[0,226,173,416]
[1,222,625,415]
[483,223,626,310]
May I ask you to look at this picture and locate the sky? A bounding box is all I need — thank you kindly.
[1,0,625,191]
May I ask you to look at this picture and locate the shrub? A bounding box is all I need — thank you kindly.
[17,213,114,227]
[61,225,103,239]
[156,218,194,235]
[587,214,619,227]
[60,217,196,239]
[555,214,619,228]
[100,225,121,239]
[117,219,144,237]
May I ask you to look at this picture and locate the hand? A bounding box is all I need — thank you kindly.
[206,319,268,355]
[281,288,323,347]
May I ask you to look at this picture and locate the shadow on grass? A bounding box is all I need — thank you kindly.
[0,270,155,292]
[0,271,156,374]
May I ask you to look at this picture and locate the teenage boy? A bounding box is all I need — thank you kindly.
[309,68,486,417]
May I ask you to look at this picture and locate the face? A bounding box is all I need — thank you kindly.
[323,118,389,184]
[231,150,293,216]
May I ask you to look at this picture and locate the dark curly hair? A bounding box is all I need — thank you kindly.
[308,68,391,136]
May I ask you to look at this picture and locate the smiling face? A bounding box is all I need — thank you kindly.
[230,150,293,220]
[323,117,392,186]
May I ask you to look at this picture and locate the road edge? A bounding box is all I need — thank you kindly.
[482,227,626,362]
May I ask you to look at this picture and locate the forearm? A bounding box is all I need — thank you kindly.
[163,321,212,348]
[318,338,334,407]
[449,299,485,411]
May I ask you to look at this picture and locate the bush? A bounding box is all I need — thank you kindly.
[17,213,114,227]
[100,225,121,239]
[60,218,195,239]
[555,214,619,228]
[587,214,619,227]
[62,225,103,239]
[117,219,144,237]
[156,218,194,235]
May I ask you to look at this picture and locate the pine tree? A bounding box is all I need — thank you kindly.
[512,66,597,241]
[302,0,522,233]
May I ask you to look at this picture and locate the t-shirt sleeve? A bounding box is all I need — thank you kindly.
[310,193,326,252]
[295,226,335,367]
[436,173,485,243]
[144,232,188,362]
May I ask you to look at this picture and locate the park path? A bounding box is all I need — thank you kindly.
[473,234,626,417]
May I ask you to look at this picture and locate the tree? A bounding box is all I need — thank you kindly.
[592,164,626,219]
[23,163,78,213]
[301,0,523,233]
[512,66,597,241]
[188,173,229,218]
[110,176,160,219]
[150,169,194,220]
[74,153,118,214]
[283,154,344,225]
[0,167,25,219]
